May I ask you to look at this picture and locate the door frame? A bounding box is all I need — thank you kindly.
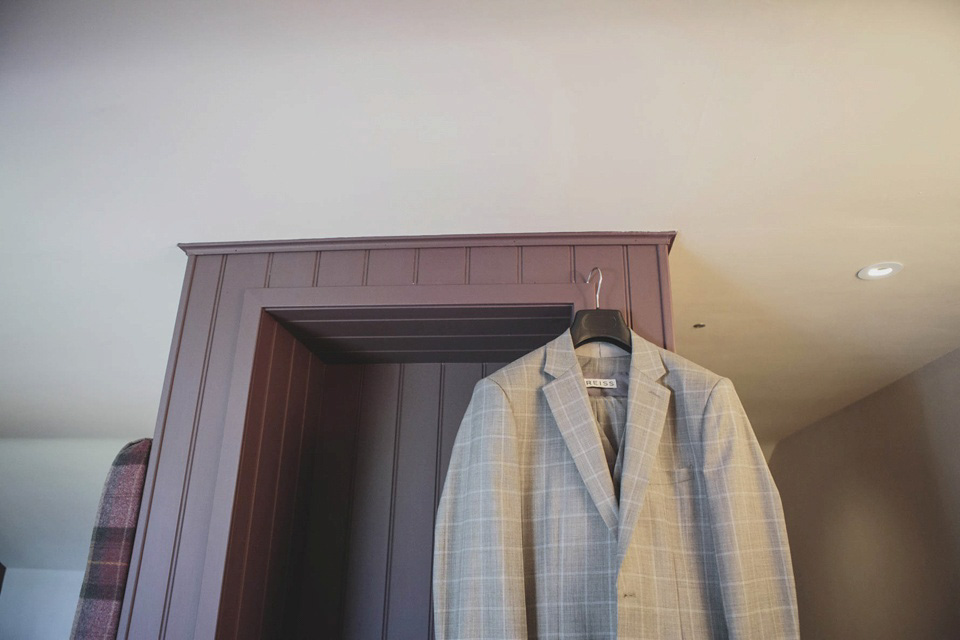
[195,282,597,637]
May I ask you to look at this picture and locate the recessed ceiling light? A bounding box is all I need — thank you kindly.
[856,261,903,280]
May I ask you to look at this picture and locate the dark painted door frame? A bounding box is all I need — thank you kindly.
[195,283,596,637]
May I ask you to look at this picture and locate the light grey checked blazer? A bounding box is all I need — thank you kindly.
[432,327,799,639]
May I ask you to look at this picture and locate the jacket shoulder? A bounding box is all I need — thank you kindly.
[660,348,727,397]
[483,343,549,397]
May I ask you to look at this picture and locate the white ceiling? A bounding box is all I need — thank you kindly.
[1,0,959,570]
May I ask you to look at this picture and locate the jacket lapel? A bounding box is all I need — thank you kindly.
[542,327,670,568]
[615,332,670,569]
[543,358,620,530]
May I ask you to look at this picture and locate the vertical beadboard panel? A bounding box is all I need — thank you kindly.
[216,314,277,640]
[468,246,520,284]
[521,245,574,284]
[434,363,485,497]
[289,364,363,638]
[264,345,324,638]
[386,363,442,638]
[317,250,366,286]
[263,240,321,631]
[417,247,467,285]
[267,251,319,288]
[429,362,486,640]
[125,253,225,639]
[258,339,311,638]
[625,245,667,348]
[161,253,271,639]
[367,248,417,285]
[573,245,631,321]
[235,327,295,638]
[340,363,402,640]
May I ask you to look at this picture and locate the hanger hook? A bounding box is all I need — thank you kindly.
[585,267,602,309]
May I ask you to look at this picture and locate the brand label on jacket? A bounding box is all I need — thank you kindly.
[584,378,617,388]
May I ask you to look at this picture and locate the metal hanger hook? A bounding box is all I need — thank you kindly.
[585,267,603,309]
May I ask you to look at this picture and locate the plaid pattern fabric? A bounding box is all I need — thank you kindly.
[433,328,799,639]
[70,438,152,640]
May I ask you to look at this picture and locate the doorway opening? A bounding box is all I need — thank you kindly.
[217,303,572,639]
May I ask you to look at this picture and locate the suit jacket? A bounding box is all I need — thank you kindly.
[432,327,799,639]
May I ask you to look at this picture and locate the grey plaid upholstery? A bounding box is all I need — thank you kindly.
[432,328,799,639]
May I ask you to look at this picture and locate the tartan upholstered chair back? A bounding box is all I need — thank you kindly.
[70,438,152,640]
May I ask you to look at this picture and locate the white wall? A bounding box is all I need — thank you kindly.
[770,345,960,639]
[0,438,132,569]
[0,568,84,639]
[0,440,129,638]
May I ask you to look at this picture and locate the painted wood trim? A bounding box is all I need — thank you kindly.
[657,244,676,352]
[178,231,677,256]
[194,299,269,639]
[159,253,272,640]
[118,254,197,640]
[243,283,597,312]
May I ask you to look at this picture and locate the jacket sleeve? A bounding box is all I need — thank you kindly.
[432,377,528,640]
[699,377,801,639]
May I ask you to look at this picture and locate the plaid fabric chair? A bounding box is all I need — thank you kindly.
[70,438,152,640]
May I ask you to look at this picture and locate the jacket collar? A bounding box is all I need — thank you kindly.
[541,327,671,570]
